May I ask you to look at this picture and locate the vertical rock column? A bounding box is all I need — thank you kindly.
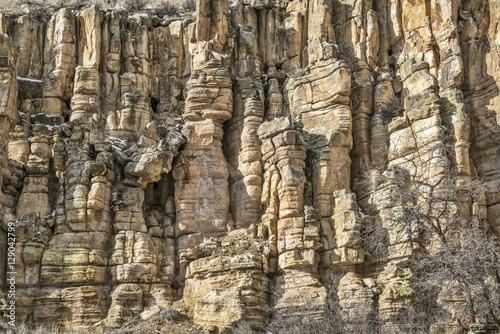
[101,11,121,135]
[35,118,108,327]
[115,16,153,139]
[12,15,44,79]
[265,79,284,120]
[431,2,475,326]
[86,135,114,242]
[224,2,264,229]
[174,60,233,254]
[283,0,354,271]
[332,190,365,268]
[6,19,58,320]
[42,8,76,117]
[370,72,395,172]
[152,20,185,122]
[258,117,326,317]
[367,0,400,214]
[431,0,471,184]
[371,59,445,331]
[16,124,52,217]
[369,168,417,332]
[373,2,446,324]
[367,0,445,325]
[287,61,353,270]
[0,32,18,293]
[10,114,63,322]
[9,213,53,323]
[460,1,500,234]
[107,127,184,327]
[96,13,188,318]
[332,190,374,322]
[174,0,234,263]
[99,12,170,328]
[332,0,379,208]
[224,69,264,229]
[106,18,156,323]
[34,7,108,327]
[6,100,33,217]
[70,6,102,122]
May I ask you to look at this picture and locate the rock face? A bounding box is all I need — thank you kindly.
[0,0,499,332]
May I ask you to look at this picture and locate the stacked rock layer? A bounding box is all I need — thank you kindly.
[0,0,499,332]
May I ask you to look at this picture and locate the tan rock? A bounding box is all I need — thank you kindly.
[0,0,499,332]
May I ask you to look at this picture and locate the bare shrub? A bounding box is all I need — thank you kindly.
[156,1,178,17]
[0,321,63,334]
[360,131,500,331]
[122,0,147,12]
[266,271,381,334]
[183,0,196,12]
[0,313,199,334]
[161,307,180,321]
[8,0,93,21]
[379,96,404,124]
[413,224,500,329]
[15,0,54,21]
[231,320,253,334]
[53,0,90,11]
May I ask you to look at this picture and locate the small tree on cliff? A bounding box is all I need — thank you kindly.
[362,131,500,331]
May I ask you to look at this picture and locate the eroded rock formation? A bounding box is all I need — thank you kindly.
[0,0,499,332]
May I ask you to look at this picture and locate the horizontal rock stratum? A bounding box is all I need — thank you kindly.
[0,0,500,333]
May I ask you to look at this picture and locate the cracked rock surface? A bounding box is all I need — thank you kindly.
[0,0,499,332]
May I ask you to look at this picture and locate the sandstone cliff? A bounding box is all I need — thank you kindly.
[0,0,499,332]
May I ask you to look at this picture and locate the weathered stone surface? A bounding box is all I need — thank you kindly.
[0,0,499,332]
[182,230,269,331]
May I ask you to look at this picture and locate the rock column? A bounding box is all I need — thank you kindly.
[258,117,326,318]
[42,8,76,117]
[224,2,264,229]
[0,32,17,296]
[174,0,233,262]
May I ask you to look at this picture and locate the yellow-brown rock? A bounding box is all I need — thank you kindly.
[0,0,499,332]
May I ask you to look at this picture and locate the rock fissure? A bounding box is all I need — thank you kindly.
[0,0,499,332]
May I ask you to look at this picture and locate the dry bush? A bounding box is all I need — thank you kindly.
[122,0,147,12]
[160,307,180,321]
[15,0,54,21]
[412,225,500,329]
[379,96,404,124]
[3,0,92,21]
[0,1,21,15]
[0,321,81,334]
[0,311,199,334]
[231,321,253,334]
[360,132,500,331]
[266,271,381,334]
[53,0,91,11]
[156,1,178,17]
[182,0,196,12]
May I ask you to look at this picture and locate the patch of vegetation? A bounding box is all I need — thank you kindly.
[1,311,201,334]
[380,96,404,124]
[14,0,54,21]
[53,0,91,11]
[161,307,180,321]
[231,321,253,334]
[183,0,196,12]
[156,1,178,17]
[1,0,97,21]
[122,0,147,13]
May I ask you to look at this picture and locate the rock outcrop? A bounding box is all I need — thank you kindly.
[0,0,499,332]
